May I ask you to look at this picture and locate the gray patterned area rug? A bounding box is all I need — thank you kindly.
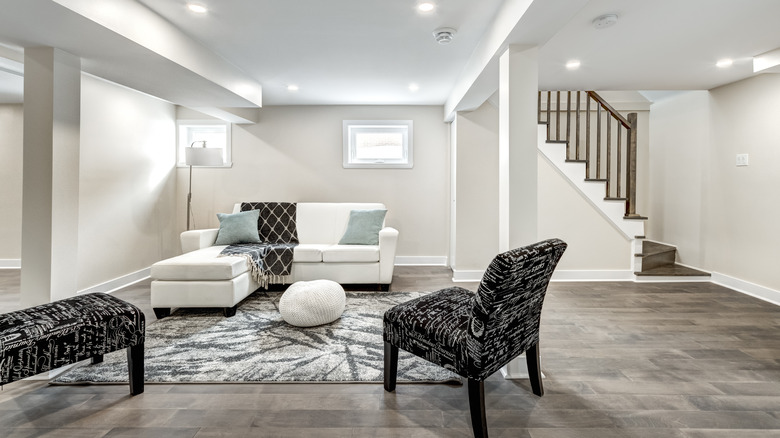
[53,291,462,384]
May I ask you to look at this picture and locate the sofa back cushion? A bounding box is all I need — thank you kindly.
[233,202,386,244]
[298,203,387,244]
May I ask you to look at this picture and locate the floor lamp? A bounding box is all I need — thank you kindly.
[185,141,223,230]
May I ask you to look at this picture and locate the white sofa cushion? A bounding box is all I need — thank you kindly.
[151,245,249,281]
[293,244,329,262]
[322,245,380,263]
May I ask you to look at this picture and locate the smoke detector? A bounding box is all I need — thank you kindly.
[592,14,618,29]
[433,27,457,45]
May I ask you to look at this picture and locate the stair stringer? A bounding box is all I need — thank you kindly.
[537,125,645,240]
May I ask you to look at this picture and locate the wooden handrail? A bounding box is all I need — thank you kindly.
[586,91,630,128]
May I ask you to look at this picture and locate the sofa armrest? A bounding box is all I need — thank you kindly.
[378,227,399,284]
[180,229,219,253]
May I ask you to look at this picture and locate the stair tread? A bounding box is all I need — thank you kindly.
[635,264,711,277]
[584,178,608,182]
[566,159,587,163]
[605,197,627,201]
[547,140,568,144]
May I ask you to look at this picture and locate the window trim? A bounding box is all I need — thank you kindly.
[342,120,413,169]
[176,120,233,168]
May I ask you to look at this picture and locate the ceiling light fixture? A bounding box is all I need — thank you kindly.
[418,2,435,12]
[716,58,733,68]
[566,60,581,70]
[187,3,208,14]
[592,14,618,29]
[409,83,420,92]
[287,85,299,92]
[433,27,456,45]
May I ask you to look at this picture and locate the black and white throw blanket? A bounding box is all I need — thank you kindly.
[219,202,298,287]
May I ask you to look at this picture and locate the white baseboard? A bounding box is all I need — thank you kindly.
[551,270,635,281]
[452,270,483,282]
[0,259,21,269]
[394,256,448,266]
[712,272,780,307]
[77,267,151,295]
[634,275,711,283]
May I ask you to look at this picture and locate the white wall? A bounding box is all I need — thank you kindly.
[454,101,499,272]
[647,90,710,267]
[648,75,780,292]
[77,75,178,290]
[178,105,451,261]
[0,104,23,264]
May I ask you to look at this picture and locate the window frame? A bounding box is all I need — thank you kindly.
[342,120,413,169]
[176,120,232,168]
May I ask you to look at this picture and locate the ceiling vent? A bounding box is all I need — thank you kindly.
[433,28,457,45]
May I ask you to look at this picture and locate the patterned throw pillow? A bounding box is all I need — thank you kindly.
[338,209,387,245]
[214,210,262,245]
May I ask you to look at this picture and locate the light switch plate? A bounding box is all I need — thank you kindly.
[736,153,749,166]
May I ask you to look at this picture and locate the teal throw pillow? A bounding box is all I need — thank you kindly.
[338,209,387,245]
[214,209,261,245]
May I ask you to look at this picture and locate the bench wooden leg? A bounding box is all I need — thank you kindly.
[91,354,103,365]
[153,308,170,319]
[127,343,144,395]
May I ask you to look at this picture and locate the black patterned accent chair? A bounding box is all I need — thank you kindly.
[383,239,567,438]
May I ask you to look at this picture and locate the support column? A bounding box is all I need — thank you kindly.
[498,45,539,378]
[21,47,81,306]
[498,45,538,252]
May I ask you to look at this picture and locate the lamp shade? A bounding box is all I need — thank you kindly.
[185,147,223,166]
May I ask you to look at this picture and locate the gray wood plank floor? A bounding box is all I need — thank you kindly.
[1,267,780,437]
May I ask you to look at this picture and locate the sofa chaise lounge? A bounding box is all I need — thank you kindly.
[150,202,398,318]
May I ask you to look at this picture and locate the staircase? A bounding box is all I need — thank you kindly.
[634,240,711,279]
[538,90,709,280]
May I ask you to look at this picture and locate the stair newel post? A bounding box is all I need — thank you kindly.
[585,94,591,179]
[625,112,639,218]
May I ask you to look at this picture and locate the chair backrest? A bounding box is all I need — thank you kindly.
[467,238,567,379]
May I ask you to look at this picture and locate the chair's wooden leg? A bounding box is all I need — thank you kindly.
[153,308,170,319]
[383,342,398,392]
[468,379,488,438]
[223,305,238,317]
[91,354,103,365]
[127,343,144,396]
[526,342,544,397]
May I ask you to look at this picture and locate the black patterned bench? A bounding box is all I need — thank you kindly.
[0,292,145,395]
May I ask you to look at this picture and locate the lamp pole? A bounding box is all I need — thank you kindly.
[186,141,207,230]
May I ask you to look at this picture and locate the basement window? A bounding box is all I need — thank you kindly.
[176,121,232,167]
[343,120,413,168]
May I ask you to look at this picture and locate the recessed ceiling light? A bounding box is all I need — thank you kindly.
[409,83,420,92]
[566,60,581,70]
[287,85,299,92]
[418,3,435,12]
[187,3,208,14]
[716,58,733,68]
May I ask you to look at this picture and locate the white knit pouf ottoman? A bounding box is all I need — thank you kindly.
[279,280,346,327]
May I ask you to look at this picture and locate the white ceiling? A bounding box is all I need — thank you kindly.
[1,0,780,108]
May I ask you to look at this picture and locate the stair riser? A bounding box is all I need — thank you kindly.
[640,250,676,271]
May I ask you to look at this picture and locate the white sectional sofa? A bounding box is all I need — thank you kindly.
[150,202,398,318]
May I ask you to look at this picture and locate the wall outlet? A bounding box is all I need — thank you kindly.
[736,153,749,166]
